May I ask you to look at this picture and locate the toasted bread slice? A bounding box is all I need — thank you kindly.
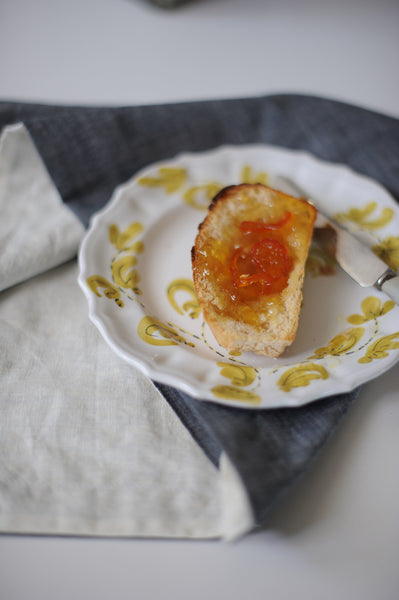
[191,183,317,357]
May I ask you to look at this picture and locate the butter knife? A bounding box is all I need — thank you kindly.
[276,176,399,305]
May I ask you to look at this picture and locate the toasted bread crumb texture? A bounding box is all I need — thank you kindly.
[192,184,317,357]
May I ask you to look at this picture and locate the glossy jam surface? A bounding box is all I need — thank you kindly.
[230,213,293,297]
[195,190,316,323]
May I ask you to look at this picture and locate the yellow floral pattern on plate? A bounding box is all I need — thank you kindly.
[86,220,144,306]
[137,167,187,194]
[85,158,399,406]
[166,278,201,319]
[212,363,261,406]
[183,183,223,210]
[277,363,329,392]
[137,316,195,348]
[358,332,399,363]
[335,201,394,229]
[372,236,399,271]
[87,275,124,308]
[347,296,395,324]
[276,295,397,392]
[309,327,365,359]
[137,164,268,212]
[334,200,399,270]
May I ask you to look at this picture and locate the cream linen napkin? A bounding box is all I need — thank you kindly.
[0,124,84,291]
[0,124,251,540]
[3,93,396,540]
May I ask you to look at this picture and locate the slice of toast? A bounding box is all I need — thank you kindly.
[191,183,317,357]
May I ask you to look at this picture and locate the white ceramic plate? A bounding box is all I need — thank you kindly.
[78,145,399,409]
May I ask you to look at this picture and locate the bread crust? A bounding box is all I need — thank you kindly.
[191,183,316,357]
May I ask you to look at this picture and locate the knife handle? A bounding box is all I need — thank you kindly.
[381,275,399,305]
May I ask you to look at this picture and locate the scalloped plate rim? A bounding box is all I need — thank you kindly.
[77,143,399,409]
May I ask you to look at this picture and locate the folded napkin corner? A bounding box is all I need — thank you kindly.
[0,123,84,293]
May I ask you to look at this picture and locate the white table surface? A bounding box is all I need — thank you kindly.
[1,1,398,599]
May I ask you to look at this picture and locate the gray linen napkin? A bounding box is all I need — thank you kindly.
[1,94,398,530]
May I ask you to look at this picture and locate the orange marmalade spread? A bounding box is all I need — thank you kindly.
[195,189,316,325]
[230,211,293,297]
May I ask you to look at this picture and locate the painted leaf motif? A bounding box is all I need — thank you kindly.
[310,327,365,358]
[240,165,268,185]
[137,316,194,347]
[347,296,395,324]
[358,332,399,363]
[278,363,329,392]
[372,236,399,271]
[211,385,261,406]
[183,183,223,210]
[335,202,394,229]
[167,279,201,319]
[111,255,140,291]
[109,222,144,251]
[138,167,187,194]
[216,362,257,387]
[86,275,124,307]
[211,362,260,405]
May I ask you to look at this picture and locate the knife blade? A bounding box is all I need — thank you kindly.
[275,176,399,305]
